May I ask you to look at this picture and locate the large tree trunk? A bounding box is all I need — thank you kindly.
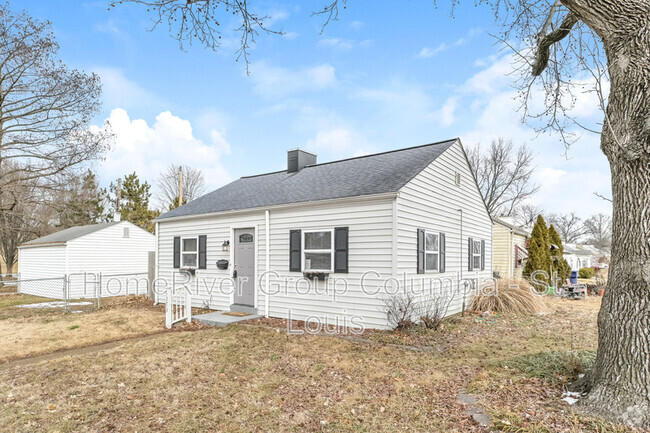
[572,4,650,425]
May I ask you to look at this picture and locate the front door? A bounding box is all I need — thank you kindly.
[233,228,255,306]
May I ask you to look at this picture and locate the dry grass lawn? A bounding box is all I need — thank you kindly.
[0,295,191,362]
[0,295,642,432]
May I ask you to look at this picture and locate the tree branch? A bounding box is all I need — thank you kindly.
[532,11,579,76]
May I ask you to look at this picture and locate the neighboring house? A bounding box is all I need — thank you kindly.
[155,139,493,330]
[492,216,530,279]
[564,243,608,270]
[18,221,155,299]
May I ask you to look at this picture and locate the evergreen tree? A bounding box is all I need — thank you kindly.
[168,195,188,210]
[523,214,552,286]
[111,172,160,232]
[548,224,572,284]
[58,170,107,228]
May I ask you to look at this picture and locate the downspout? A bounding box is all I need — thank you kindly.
[458,209,465,316]
[508,227,514,279]
[154,222,159,305]
[265,209,270,318]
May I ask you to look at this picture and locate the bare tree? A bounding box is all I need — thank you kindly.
[548,212,585,243]
[0,4,111,216]
[115,0,650,427]
[109,0,282,72]
[467,138,540,217]
[156,164,206,209]
[513,203,547,229]
[583,212,612,250]
[0,166,52,275]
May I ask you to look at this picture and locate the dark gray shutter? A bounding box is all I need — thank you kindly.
[417,229,425,274]
[481,239,485,270]
[468,237,474,271]
[198,235,207,269]
[439,232,446,273]
[289,230,301,272]
[173,236,181,269]
[334,227,349,273]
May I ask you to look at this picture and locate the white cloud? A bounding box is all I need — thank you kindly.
[250,62,337,97]
[306,128,372,160]
[92,67,162,112]
[437,97,458,127]
[349,20,365,31]
[319,38,354,50]
[282,32,299,40]
[95,109,231,203]
[539,167,567,185]
[417,33,471,59]
[418,44,448,59]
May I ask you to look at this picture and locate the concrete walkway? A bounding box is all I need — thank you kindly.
[193,311,260,327]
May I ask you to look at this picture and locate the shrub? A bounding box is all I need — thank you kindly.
[470,278,546,314]
[383,293,418,330]
[579,267,596,279]
[383,289,454,331]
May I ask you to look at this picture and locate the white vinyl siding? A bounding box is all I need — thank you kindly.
[18,221,154,299]
[157,197,394,329]
[396,139,493,317]
[17,245,67,297]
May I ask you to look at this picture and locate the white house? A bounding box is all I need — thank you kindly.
[155,139,493,330]
[18,221,155,299]
[564,243,607,271]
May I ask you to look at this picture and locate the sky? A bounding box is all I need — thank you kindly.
[20,0,612,217]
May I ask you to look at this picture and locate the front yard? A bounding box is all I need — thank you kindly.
[0,295,640,432]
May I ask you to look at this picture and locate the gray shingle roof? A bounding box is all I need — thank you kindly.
[157,139,457,220]
[21,222,121,247]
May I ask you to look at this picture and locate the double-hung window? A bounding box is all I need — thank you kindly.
[472,239,482,270]
[425,232,439,271]
[303,230,334,272]
[181,237,198,268]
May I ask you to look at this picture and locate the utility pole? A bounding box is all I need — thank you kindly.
[178,167,183,206]
[116,178,122,212]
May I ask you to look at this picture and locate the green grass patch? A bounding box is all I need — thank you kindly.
[0,294,56,309]
[68,325,80,330]
[502,350,596,384]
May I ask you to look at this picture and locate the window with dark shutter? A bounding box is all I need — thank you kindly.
[334,227,349,273]
[481,240,485,270]
[289,230,301,272]
[417,229,425,274]
[439,232,446,273]
[468,237,474,271]
[198,235,207,269]
[173,237,180,269]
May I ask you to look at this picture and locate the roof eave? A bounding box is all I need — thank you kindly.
[19,241,67,249]
[155,191,399,224]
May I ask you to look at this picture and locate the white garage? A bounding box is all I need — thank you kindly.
[18,221,155,299]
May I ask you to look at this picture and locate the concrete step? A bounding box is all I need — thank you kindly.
[193,311,260,327]
[229,304,257,315]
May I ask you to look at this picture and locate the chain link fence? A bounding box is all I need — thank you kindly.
[13,272,150,311]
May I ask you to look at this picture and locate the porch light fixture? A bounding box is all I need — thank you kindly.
[222,240,230,252]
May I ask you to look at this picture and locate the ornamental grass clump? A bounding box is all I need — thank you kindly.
[471,278,546,314]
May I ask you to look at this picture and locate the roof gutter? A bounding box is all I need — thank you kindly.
[154,192,399,224]
[18,241,67,249]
